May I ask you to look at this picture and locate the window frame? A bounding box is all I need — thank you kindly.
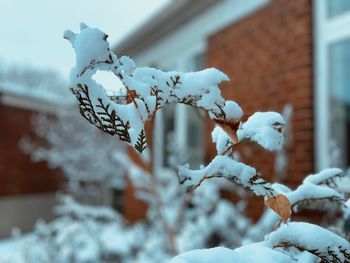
[314,0,350,170]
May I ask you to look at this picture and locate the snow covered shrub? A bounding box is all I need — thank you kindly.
[22,195,143,263]
[21,110,126,205]
[15,154,250,263]
[64,23,350,262]
[117,152,252,262]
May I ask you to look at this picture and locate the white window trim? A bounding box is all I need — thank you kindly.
[314,0,350,170]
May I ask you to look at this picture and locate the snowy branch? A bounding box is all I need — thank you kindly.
[272,168,346,211]
[178,155,275,197]
[267,222,350,262]
[64,24,284,154]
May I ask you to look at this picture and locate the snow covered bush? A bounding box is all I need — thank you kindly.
[117,151,252,262]
[63,23,350,262]
[21,109,126,205]
[22,195,143,263]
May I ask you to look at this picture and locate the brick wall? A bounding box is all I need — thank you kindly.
[0,105,63,196]
[206,0,313,218]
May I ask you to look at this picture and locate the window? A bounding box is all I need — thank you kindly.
[329,40,350,167]
[328,0,350,17]
[152,53,205,171]
[315,1,350,169]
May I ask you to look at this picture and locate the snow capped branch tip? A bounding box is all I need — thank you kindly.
[65,24,246,153]
[269,168,346,213]
[63,30,76,44]
[80,22,89,30]
[212,111,285,157]
[237,112,285,151]
[267,222,350,262]
[303,168,344,186]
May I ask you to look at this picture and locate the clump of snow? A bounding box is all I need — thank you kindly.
[269,168,346,211]
[222,100,243,120]
[178,155,256,187]
[170,243,295,263]
[169,247,250,263]
[234,242,293,263]
[286,183,344,209]
[267,222,350,262]
[237,112,285,151]
[211,126,233,155]
[119,55,135,74]
[64,23,112,76]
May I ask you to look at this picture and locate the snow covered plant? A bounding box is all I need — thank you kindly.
[65,23,350,262]
[116,146,251,262]
[21,110,126,204]
[22,195,144,263]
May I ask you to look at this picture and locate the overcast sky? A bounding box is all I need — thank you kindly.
[0,0,169,78]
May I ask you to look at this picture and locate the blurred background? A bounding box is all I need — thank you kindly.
[0,0,349,262]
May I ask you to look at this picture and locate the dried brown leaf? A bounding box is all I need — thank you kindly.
[265,194,291,223]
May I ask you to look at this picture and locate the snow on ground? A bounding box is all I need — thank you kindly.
[0,236,28,263]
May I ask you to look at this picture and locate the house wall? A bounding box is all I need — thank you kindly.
[0,102,63,236]
[131,0,270,67]
[0,192,56,237]
[0,104,63,196]
[206,0,313,218]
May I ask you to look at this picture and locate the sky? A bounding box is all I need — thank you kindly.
[0,0,170,79]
